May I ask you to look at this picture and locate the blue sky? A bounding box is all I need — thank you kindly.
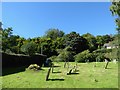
[2,2,117,39]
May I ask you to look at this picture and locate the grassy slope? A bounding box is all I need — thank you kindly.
[2,62,118,88]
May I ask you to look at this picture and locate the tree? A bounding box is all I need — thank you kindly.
[96,35,104,49]
[102,34,113,43]
[2,27,13,52]
[110,1,120,30]
[110,1,120,61]
[64,31,88,54]
[74,50,91,63]
[56,46,74,62]
[45,28,65,40]
[82,33,97,52]
[20,42,37,56]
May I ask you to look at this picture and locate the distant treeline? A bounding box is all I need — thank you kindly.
[1,28,118,63]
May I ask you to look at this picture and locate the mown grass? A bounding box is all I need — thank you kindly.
[2,62,118,88]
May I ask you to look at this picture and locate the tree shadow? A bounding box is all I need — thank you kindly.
[2,66,45,76]
[47,78,64,81]
[2,66,27,76]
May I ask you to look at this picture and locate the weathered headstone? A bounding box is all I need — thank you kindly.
[104,58,110,69]
[67,65,78,75]
[51,64,54,73]
[64,61,69,68]
[113,59,117,64]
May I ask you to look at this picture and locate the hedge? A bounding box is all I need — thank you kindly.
[2,52,47,68]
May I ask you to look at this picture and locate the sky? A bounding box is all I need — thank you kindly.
[2,2,117,39]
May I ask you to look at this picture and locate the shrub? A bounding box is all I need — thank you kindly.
[49,56,57,62]
[26,64,41,71]
[96,53,105,62]
[20,42,37,56]
[56,51,74,62]
[74,50,91,63]
[5,49,14,54]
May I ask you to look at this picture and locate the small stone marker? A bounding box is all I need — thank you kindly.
[113,59,117,64]
[104,58,110,69]
[64,61,69,68]
[51,65,54,73]
[46,67,51,81]
[67,65,77,75]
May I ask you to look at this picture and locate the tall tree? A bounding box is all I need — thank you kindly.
[110,1,120,30]
[102,34,113,43]
[45,28,65,40]
[2,27,13,52]
[96,35,104,49]
[64,31,88,54]
[110,1,120,61]
[82,33,97,52]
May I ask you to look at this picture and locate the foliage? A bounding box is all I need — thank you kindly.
[82,33,97,52]
[74,50,91,62]
[45,28,65,40]
[56,46,74,62]
[105,48,118,60]
[1,26,117,62]
[49,56,57,62]
[110,1,120,30]
[20,42,37,56]
[2,28,13,52]
[110,1,120,63]
[64,31,88,54]
[102,34,113,43]
[96,53,105,62]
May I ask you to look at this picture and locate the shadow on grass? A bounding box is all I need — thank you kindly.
[67,72,79,75]
[2,66,45,76]
[52,71,61,73]
[105,68,112,69]
[2,66,27,76]
[47,78,64,81]
[53,65,61,67]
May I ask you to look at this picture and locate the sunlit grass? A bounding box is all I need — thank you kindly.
[2,62,118,88]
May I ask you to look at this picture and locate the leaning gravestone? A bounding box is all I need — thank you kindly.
[104,58,110,69]
[51,63,54,73]
[64,61,69,68]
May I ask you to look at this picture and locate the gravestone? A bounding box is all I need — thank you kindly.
[51,64,54,73]
[44,58,52,67]
[64,61,69,68]
[67,65,78,75]
[113,59,117,64]
[104,58,110,69]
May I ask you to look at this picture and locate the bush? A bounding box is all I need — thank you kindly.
[26,64,41,71]
[74,50,91,63]
[20,42,37,56]
[49,56,57,62]
[56,51,74,62]
[96,53,105,62]
[5,49,14,54]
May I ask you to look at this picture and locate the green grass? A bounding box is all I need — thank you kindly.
[2,62,118,88]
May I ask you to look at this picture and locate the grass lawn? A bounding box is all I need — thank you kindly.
[2,62,118,88]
